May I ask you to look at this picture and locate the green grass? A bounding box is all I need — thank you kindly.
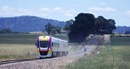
[0,34,39,60]
[66,36,130,69]
[68,43,82,51]
[0,34,40,44]
[110,36,130,46]
[0,44,37,60]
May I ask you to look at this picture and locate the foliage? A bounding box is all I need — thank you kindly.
[94,16,116,34]
[68,13,116,43]
[55,26,61,34]
[45,23,54,35]
[125,31,130,34]
[68,13,96,43]
[45,23,61,35]
[64,19,73,31]
[0,28,13,34]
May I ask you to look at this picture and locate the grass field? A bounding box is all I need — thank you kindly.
[66,36,130,69]
[0,34,40,44]
[0,34,68,60]
[0,44,37,60]
[0,34,68,44]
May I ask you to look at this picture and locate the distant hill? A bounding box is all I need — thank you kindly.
[0,16,65,32]
[114,26,130,34]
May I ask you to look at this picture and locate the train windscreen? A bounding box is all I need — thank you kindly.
[39,41,49,48]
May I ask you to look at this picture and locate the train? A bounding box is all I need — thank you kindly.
[35,36,68,58]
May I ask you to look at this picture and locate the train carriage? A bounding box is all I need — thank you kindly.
[35,36,68,58]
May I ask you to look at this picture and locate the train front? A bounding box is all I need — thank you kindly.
[36,36,52,58]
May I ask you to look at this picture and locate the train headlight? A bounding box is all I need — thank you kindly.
[48,48,52,54]
[37,48,40,53]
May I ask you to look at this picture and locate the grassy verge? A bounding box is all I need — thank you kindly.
[0,44,37,60]
[68,43,81,51]
[66,36,130,69]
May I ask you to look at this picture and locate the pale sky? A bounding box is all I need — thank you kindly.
[0,0,130,26]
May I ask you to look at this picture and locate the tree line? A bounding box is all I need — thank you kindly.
[45,23,61,35]
[0,28,13,34]
[64,13,116,43]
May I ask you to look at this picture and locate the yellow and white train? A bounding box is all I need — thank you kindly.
[35,36,68,58]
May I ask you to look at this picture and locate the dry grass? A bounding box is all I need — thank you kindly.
[68,43,82,51]
[0,44,37,60]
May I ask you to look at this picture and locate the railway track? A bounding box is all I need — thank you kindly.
[0,58,39,65]
[0,56,66,65]
[67,35,102,57]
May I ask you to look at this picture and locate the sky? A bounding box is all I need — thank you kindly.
[0,0,130,26]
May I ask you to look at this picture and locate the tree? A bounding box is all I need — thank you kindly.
[45,23,61,35]
[45,23,53,35]
[108,19,116,34]
[94,16,108,34]
[0,28,13,34]
[51,26,61,34]
[125,31,130,34]
[94,16,116,34]
[68,13,116,43]
[64,19,73,31]
[68,13,96,43]
[55,26,61,34]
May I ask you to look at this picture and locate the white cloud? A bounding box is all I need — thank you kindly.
[88,7,116,12]
[126,10,130,15]
[53,7,62,11]
[99,3,107,6]
[0,6,76,17]
[86,11,106,17]
[1,6,14,12]
[64,13,73,16]
[40,8,50,12]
